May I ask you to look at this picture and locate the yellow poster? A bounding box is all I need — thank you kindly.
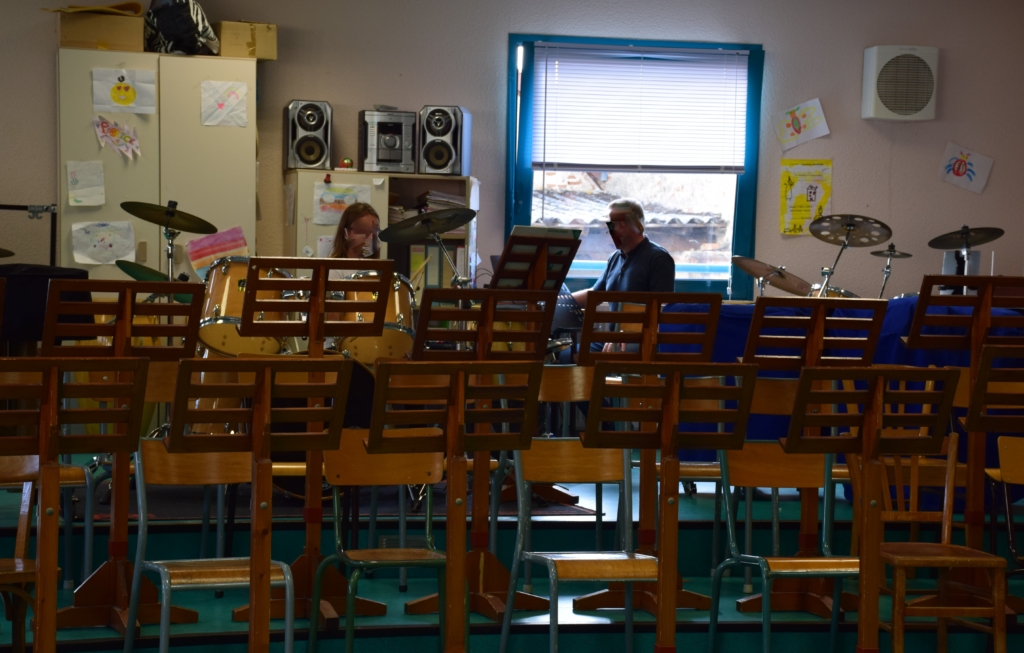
[780,159,832,235]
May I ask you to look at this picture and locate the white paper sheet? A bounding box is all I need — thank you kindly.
[317,236,335,258]
[93,115,141,160]
[312,182,372,225]
[72,221,135,264]
[201,81,248,127]
[92,68,156,114]
[773,98,830,152]
[67,160,105,206]
[938,142,993,194]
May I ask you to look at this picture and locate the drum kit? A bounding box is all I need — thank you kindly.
[734,214,1008,300]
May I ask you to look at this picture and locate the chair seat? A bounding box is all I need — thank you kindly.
[0,463,89,488]
[985,467,1002,483]
[879,542,1009,568]
[522,552,658,581]
[344,548,445,564]
[763,556,860,574]
[0,558,36,584]
[147,557,288,586]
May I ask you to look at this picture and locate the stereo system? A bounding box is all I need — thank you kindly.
[419,106,471,176]
[285,100,332,170]
[358,110,417,173]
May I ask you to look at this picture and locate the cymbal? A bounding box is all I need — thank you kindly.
[808,214,892,247]
[116,260,193,303]
[731,255,813,296]
[870,244,912,259]
[379,208,476,244]
[120,201,217,235]
[0,248,13,258]
[927,225,1004,250]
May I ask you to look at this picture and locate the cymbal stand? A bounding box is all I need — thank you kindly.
[756,277,766,297]
[877,252,893,299]
[959,236,972,296]
[430,232,470,288]
[757,269,783,297]
[817,224,854,297]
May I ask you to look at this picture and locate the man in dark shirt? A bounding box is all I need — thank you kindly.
[571,198,676,309]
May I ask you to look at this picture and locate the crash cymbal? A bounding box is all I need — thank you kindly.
[379,208,476,244]
[927,225,1004,250]
[870,244,912,259]
[115,260,193,303]
[732,255,813,296]
[120,201,217,235]
[0,248,13,258]
[808,214,892,247]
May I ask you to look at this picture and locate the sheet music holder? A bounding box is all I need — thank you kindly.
[489,227,582,291]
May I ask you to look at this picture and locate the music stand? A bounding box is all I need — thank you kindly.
[0,357,149,652]
[40,280,204,635]
[783,365,960,653]
[405,287,556,620]
[159,357,353,652]
[232,257,393,626]
[0,278,5,334]
[366,359,544,652]
[488,233,581,291]
[573,291,722,615]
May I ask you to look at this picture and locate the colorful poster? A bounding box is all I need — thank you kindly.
[72,221,135,264]
[67,160,105,206]
[92,68,156,114]
[185,226,249,279]
[773,98,830,151]
[312,182,372,225]
[780,159,832,236]
[938,142,993,194]
[200,81,248,127]
[93,115,141,160]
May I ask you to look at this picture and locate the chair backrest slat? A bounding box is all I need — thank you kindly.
[966,345,1024,433]
[907,275,1024,351]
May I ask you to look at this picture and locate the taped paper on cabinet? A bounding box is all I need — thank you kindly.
[201,81,248,127]
[92,68,156,114]
[938,142,993,194]
[780,159,832,236]
[72,221,135,264]
[773,98,830,151]
[317,236,335,258]
[93,115,141,160]
[67,160,105,206]
[312,182,371,225]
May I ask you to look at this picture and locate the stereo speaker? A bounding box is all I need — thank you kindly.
[286,100,332,169]
[418,106,471,175]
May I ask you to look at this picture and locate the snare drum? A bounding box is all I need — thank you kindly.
[199,257,293,357]
[336,271,416,366]
[809,284,860,298]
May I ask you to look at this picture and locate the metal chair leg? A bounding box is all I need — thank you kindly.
[595,483,603,551]
[62,477,75,588]
[711,480,722,575]
[744,487,754,593]
[399,485,408,592]
[761,574,772,653]
[624,580,634,653]
[548,566,559,653]
[273,561,296,653]
[829,577,843,653]
[345,568,364,653]
[199,485,212,558]
[708,559,737,653]
[158,569,172,653]
[307,553,341,653]
[82,469,95,580]
[491,451,508,556]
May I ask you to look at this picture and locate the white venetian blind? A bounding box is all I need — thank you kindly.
[531,43,749,172]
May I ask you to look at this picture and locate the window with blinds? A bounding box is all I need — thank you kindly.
[531,43,749,173]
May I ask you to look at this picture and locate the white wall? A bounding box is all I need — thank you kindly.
[3,0,1023,298]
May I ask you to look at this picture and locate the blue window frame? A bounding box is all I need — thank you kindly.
[505,34,764,299]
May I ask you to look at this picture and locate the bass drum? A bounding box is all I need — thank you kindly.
[809,284,859,298]
[335,271,416,366]
[199,257,293,357]
[271,355,376,501]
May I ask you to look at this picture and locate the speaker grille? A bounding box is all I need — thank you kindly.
[296,135,327,166]
[876,54,934,116]
[424,109,454,137]
[296,103,326,132]
[423,140,454,170]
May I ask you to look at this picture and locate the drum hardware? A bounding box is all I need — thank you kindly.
[731,256,812,297]
[809,284,859,299]
[808,214,892,297]
[115,260,195,304]
[379,207,476,288]
[870,244,912,299]
[927,225,1004,295]
[120,200,217,282]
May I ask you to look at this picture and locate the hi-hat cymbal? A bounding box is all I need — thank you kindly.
[0,247,13,258]
[732,255,813,296]
[927,225,1004,250]
[870,244,912,259]
[116,260,193,303]
[808,214,892,247]
[120,201,217,234]
[379,208,476,244]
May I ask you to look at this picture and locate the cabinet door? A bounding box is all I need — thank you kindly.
[58,48,161,279]
[289,169,390,260]
[159,55,256,271]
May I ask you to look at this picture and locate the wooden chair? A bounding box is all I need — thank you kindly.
[709,442,855,653]
[990,437,1024,593]
[125,438,295,653]
[308,428,446,653]
[0,474,41,653]
[499,439,638,653]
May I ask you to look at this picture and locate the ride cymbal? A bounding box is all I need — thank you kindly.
[379,208,476,244]
[115,260,194,303]
[732,256,813,296]
[120,201,217,234]
[808,214,892,247]
[927,225,1004,250]
[870,244,912,259]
